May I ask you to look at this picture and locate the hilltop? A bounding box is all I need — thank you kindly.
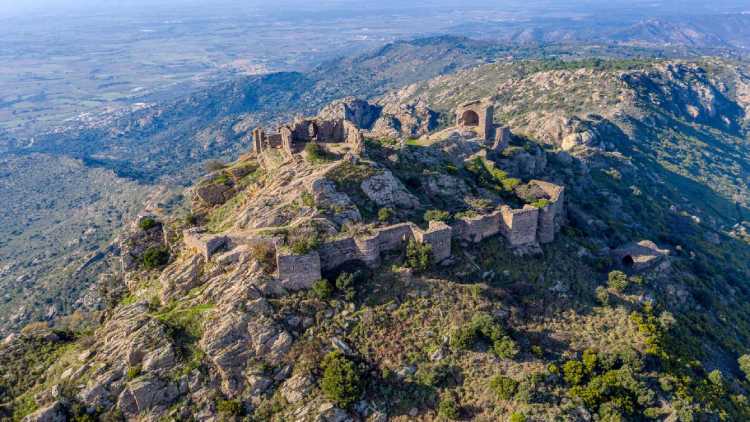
[4,56,750,421]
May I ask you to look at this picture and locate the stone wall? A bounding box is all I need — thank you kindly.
[453,210,502,243]
[500,206,540,246]
[456,100,494,141]
[276,250,322,290]
[415,221,453,262]
[254,116,364,163]
[183,228,228,260]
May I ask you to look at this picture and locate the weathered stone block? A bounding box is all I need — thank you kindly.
[183,228,227,260]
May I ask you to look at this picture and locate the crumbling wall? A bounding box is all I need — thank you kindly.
[415,221,453,262]
[183,229,228,260]
[528,180,565,243]
[453,210,502,243]
[318,237,362,271]
[375,223,415,252]
[456,100,494,141]
[500,206,539,246]
[277,250,322,290]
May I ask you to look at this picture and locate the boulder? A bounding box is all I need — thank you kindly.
[361,170,419,209]
[22,402,66,422]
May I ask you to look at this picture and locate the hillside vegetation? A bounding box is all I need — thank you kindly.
[4,57,750,422]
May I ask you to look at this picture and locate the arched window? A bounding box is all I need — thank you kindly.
[461,110,480,126]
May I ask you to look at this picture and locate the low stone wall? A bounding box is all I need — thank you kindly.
[277,250,322,290]
[183,229,228,260]
[453,210,502,243]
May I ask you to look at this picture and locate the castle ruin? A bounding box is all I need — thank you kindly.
[185,98,566,291]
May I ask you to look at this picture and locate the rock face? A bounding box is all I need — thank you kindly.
[22,401,66,422]
[120,217,166,271]
[360,170,420,209]
[309,178,362,227]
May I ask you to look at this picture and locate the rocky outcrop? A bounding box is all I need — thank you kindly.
[360,170,420,209]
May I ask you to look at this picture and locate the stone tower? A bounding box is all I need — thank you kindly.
[456,100,494,141]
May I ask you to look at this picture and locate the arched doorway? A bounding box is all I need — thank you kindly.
[622,255,635,267]
[461,110,480,126]
[308,122,319,140]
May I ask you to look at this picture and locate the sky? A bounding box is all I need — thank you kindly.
[2,0,749,18]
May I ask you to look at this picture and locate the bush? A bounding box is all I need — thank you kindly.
[335,272,358,301]
[320,351,362,408]
[142,246,170,269]
[739,355,750,381]
[607,271,629,291]
[216,398,243,415]
[490,375,518,401]
[138,217,158,231]
[583,349,598,373]
[449,313,518,359]
[405,240,432,273]
[509,412,527,422]
[304,142,328,163]
[204,159,227,172]
[563,360,586,386]
[595,286,610,305]
[290,236,320,255]
[438,393,461,420]
[126,365,141,380]
[424,209,450,222]
[378,207,394,223]
[312,279,333,300]
[530,199,551,209]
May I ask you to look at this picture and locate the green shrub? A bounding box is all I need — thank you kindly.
[204,159,227,172]
[583,349,598,374]
[138,217,158,231]
[509,412,527,422]
[216,398,243,415]
[320,351,362,408]
[424,209,450,222]
[126,365,141,380]
[596,286,610,305]
[290,236,320,255]
[335,272,357,301]
[301,191,315,208]
[530,199,551,209]
[740,355,750,381]
[490,375,518,401]
[312,279,333,300]
[607,271,629,291]
[378,207,394,223]
[531,345,544,358]
[304,142,329,163]
[405,240,432,273]
[493,337,520,359]
[142,246,170,269]
[438,393,461,420]
[449,313,518,359]
[563,360,586,385]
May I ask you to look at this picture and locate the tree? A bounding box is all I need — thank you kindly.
[405,240,432,273]
[320,351,362,408]
[607,271,629,291]
[490,375,518,401]
[142,246,169,269]
[563,360,585,386]
[739,355,750,381]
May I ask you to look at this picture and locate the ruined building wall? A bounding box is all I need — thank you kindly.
[453,210,502,243]
[456,100,494,141]
[276,250,322,290]
[415,221,453,262]
[500,206,540,246]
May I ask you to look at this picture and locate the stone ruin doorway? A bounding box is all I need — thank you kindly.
[460,110,480,127]
[308,122,319,139]
[622,255,635,268]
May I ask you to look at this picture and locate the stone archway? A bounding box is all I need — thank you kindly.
[308,122,319,140]
[622,255,635,267]
[460,110,480,127]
